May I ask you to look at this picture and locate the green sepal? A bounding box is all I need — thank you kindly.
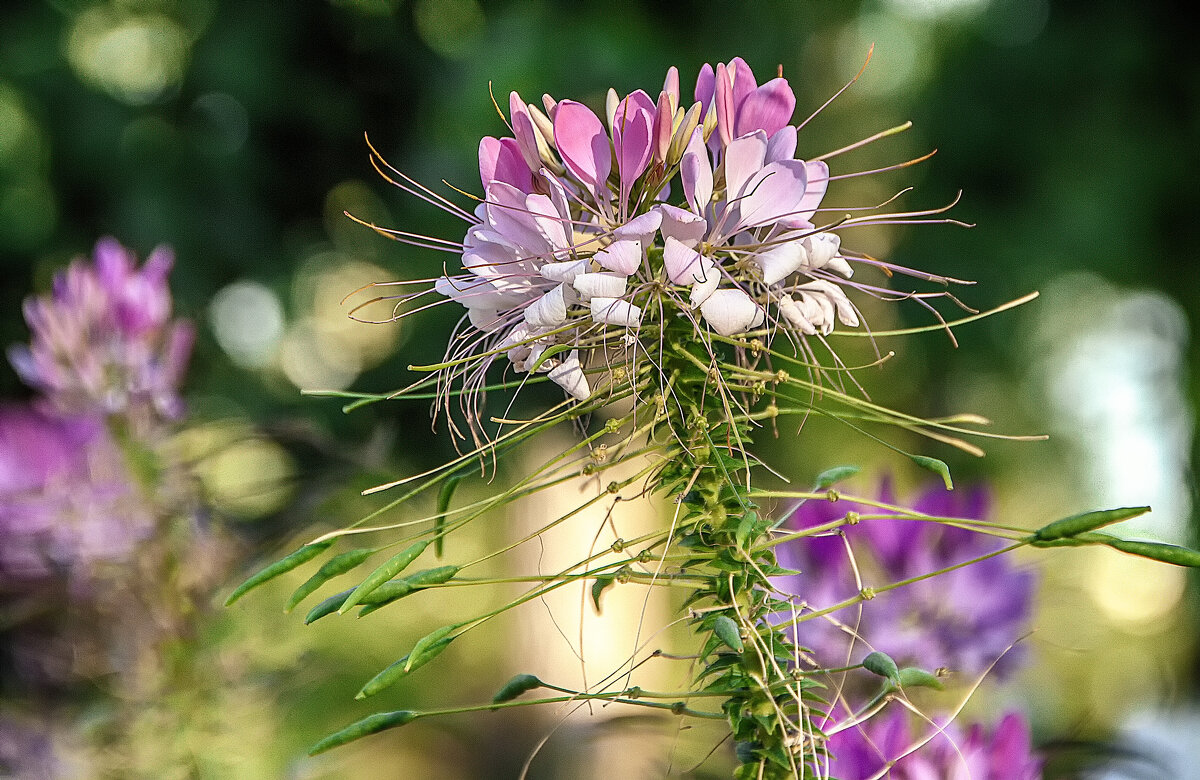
[308,710,420,755]
[339,540,431,614]
[225,539,335,606]
[285,547,376,613]
[590,575,615,613]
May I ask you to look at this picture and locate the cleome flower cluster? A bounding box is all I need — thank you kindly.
[364,57,962,429]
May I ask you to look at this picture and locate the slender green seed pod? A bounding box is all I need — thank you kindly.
[434,475,464,558]
[813,465,861,491]
[895,666,945,691]
[356,636,456,699]
[355,566,460,617]
[910,455,953,490]
[285,548,376,613]
[339,540,430,614]
[712,615,744,653]
[1103,538,1200,567]
[492,674,543,704]
[1033,506,1151,542]
[308,710,420,755]
[862,651,901,686]
[404,625,458,672]
[225,540,335,606]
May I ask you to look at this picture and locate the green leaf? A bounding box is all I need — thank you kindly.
[308,710,420,755]
[734,511,760,549]
[355,565,460,617]
[285,548,376,613]
[491,674,543,704]
[1033,506,1151,542]
[225,540,335,606]
[591,575,615,613]
[356,636,456,699]
[434,475,465,558]
[339,540,430,614]
[712,615,744,653]
[1103,538,1200,567]
[910,455,953,490]
[862,651,901,686]
[813,465,860,491]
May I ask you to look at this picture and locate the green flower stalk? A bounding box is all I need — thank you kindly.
[227,56,1200,778]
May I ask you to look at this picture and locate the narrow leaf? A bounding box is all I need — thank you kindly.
[339,540,430,614]
[712,615,744,652]
[308,710,419,755]
[492,674,543,704]
[862,651,901,686]
[591,575,615,613]
[225,540,335,606]
[433,475,465,557]
[285,548,376,613]
[1033,506,1151,542]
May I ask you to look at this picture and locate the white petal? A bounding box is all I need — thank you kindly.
[797,279,858,327]
[468,307,502,332]
[594,239,643,275]
[689,273,720,308]
[754,241,806,285]
[548,350,591,400]
[524,283,573,328]
[590,297,643,328]
[700,288,765,336]
[572,272,628,300]
[802,233,842,270]
[540,259,587,283]
[777,294,817,335]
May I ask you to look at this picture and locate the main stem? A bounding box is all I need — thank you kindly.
[653,331,814,779]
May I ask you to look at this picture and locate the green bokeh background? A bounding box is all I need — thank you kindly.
[2,1,1197,777]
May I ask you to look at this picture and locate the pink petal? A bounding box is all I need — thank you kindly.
[509,91,543,173]
[681,129,713,213]
[485,181,548,252]
[765,126,797,164]
[663,236,710,285]
[714,63,735,148]
[663,66,680,109]
[656,203,707,247]
[653,90,673,164]
[793,160,829,224]
[735,159,809,230]
[727,57,758,112]
[694,63,715,113]
[479,136,533,193]
[723,131,768,202]
[612,210,662,246]
[554,100,612,197]
[613,93,654,206]
[735,78,796,139]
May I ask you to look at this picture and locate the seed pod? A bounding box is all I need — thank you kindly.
[356,565,460,617]
[492,674,543,704]
[1033,506,1151,542]
[285,548,376,613]
[404,625,458,672]
[910,455,953,490]
[862,651,901,687]
[225,540,336,606]
[308,710,419,755]
[339,540,430,614]
[434,475,465,557]
[712,615,744,653]
[356,636,456,699]
[304,588,353,625]
[896,666,944,691]
[1104,538,1200,567]
[813,465,860,491]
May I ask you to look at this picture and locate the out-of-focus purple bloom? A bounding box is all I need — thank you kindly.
[822,708,1041,780]
[0,404,154,583]
[8,237,194,422]
[774,481,1035,679]
[0,714,68,780]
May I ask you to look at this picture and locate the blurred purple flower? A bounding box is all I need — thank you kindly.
[8,237,194,423]
[775,481,1035,679]
[822,708,1041,780]
[0,404,154,583]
